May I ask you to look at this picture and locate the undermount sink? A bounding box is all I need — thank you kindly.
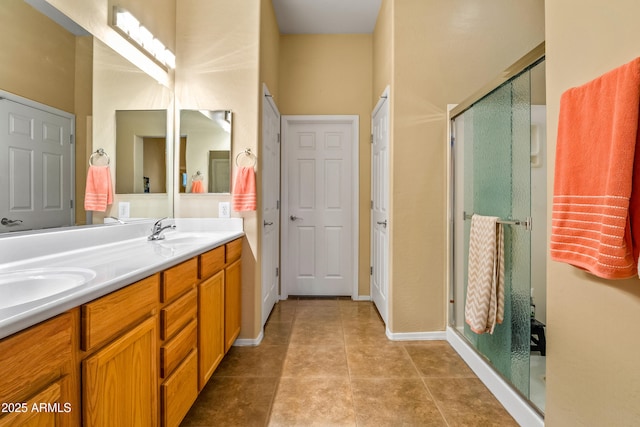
[156,232,222,248]
[0,268,96,309]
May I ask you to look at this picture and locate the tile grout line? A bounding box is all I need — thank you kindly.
[402,344,452,427]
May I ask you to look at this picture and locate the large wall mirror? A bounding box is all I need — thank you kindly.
[115,110,168,194]
[0,0,174,230]
[179,110,232,194]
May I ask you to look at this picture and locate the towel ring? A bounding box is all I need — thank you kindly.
[89,148,110,166]
[235,148,256,167]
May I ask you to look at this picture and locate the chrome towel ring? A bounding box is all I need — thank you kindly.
[89,148,110,166]
[235,148,256,167]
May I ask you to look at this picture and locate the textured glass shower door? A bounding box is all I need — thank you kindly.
[460,72,532,397]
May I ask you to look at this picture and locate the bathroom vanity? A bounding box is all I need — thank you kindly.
[0,219,243,426]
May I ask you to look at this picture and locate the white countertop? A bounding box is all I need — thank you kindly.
[0,218,244,340]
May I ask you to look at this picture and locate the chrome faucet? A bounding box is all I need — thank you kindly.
[148,217,176,241]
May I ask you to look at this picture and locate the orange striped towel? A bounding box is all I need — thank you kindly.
[464,215,504,335]
[551,57,640,279]
[232,166,256,211]
[84,165,113,212]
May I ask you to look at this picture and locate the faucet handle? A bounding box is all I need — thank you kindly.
[152,217,169,229]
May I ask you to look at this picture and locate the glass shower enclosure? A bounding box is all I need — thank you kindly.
[450,52,546,413]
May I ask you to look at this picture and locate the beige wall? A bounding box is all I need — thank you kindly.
[378,0,544,332]
[260,0,280,100]
[175,0,262,340]
[74,37,94,225]
[0,0,76,111]
[545,1,640,424]
[278,34,373,296]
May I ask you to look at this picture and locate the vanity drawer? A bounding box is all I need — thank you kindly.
[161,288,197,341]
[82,275,159,352]
[161,349,198,427]
[162,258,198,303]
[161,319,197,379]
[225,238,242,263]
[199,245,225,279]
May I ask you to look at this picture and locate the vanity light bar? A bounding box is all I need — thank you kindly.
[113,7,175,69]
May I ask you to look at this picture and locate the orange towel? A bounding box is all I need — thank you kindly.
[232,166,256,211]
[551,57,640,279]
[191,180,205,193]
[84,165,113,212]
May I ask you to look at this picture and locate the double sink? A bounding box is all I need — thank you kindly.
[0,218,244,339]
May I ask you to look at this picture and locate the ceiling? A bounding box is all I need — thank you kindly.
[272,0,383,34]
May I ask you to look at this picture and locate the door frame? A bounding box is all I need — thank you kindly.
[280,115,359,300]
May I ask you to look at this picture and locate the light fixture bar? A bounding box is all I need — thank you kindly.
[112,7,175,70]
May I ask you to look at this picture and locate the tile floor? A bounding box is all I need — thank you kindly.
[181,298,518,426]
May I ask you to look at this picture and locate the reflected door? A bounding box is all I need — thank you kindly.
[0,98,74,232]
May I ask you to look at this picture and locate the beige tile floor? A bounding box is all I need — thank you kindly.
[181,298,518,426]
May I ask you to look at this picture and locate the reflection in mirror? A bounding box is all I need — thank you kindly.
[115,110,167,194]
[179,110,232,194]
[0,0,92,231]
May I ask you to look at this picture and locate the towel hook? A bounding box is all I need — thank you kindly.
[235,148,257,167]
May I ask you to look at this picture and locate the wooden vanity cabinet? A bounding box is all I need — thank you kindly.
[0,236,243,427]
[0,311,77,427]
[81,275,159,427]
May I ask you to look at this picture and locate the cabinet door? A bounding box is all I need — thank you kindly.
[198,270,225,390]
[83,317,157,427]
[224,259,242,352]
[0,311,75,427]
[0,379,66,427]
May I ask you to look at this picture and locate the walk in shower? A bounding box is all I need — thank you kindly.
[449,46,546,414]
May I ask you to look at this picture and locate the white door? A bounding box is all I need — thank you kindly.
[281,116,358,297]
[261,85,281,325]
[371,88,390,323]
[0,97,74,233]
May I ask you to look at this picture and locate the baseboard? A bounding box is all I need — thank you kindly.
[353,294,371,301]
[446,327,544,427]
[386,329,447,341]
[233,330,263,347]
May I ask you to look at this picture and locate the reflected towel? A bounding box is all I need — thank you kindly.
[464,215,504,335]
[551,57,640,279]
[191,180,205,193]
[84,165,113,212]
[232,166,256,211]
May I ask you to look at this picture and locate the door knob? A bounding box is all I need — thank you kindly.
[290,215,303,221]
[1,218,23,226]
[377,220,388,228]
[264,221,273,227]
